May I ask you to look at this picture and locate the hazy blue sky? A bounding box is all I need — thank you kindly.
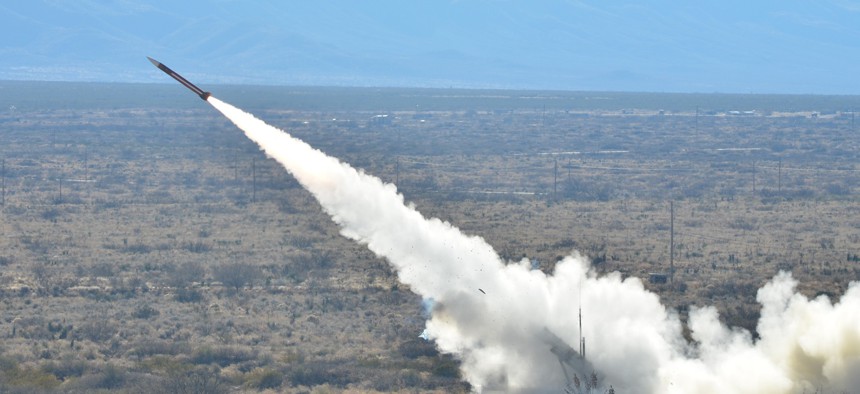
[1,1,859,94]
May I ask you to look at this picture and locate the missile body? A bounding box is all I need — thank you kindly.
[147,57,211,100]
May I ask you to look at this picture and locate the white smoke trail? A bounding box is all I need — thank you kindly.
[207,97,860,393]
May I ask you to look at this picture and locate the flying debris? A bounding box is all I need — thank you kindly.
[146,57,211,101]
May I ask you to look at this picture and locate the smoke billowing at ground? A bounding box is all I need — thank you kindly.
[207,97,860,393]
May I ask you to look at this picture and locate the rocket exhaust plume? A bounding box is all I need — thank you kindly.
[140,56,860,391]
[204,96,860,393]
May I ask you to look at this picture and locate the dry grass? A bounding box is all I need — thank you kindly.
[0,100,857,391]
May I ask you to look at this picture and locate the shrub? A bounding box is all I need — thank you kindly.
[174,287,204,303]
[191,346,256,367]
[122,243,152,254]
[139,355,192,374]
[76,319,119,342]
[431,355,461,379]
[398,339,439,359]
[167,261,206,288]
[183,241,212,254]
[13,316,52,340]
[63,364,131,391]
[163,366,227,394]
[293,251,335,272]
[31,263,57,295]
[1,364,61,390]
[370,373,400,391]
[288,362,345,387]
[244,367,283,390]
[0,356,18,372]
[213,263,259,291]
[400,369,422,387]
[89,261,115,277]
[41,360,89,380]
[132,303,160,319]
[95,363,127,389]
[129,340,190,358]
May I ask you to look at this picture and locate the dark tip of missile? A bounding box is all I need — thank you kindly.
[146,56,160,67]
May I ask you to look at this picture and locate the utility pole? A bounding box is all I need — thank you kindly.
[234,150,239,182]
[395,157,400,185]
[542,104,546,128]
[670,201,675,291]
[752,161,757,194]
[567,158,572,184]
[579,304,585,360]
[579,280,585,360]
[778,159,782,194]
[695,106,699,134]
[553,157,558,200]
[84,145,88,182]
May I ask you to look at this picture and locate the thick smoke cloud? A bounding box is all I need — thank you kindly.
[208,97,860,393]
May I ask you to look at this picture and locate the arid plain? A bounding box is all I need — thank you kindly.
[1,83,858,392]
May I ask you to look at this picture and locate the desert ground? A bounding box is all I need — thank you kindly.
[0,84,858,392]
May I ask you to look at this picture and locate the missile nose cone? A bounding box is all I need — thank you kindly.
[146,56,160,67]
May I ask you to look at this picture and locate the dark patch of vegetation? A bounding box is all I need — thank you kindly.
[191,346,256,367]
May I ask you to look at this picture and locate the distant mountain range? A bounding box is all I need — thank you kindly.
[1,1,859,94]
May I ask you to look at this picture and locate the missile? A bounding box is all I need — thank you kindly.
[147,56,211,101]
